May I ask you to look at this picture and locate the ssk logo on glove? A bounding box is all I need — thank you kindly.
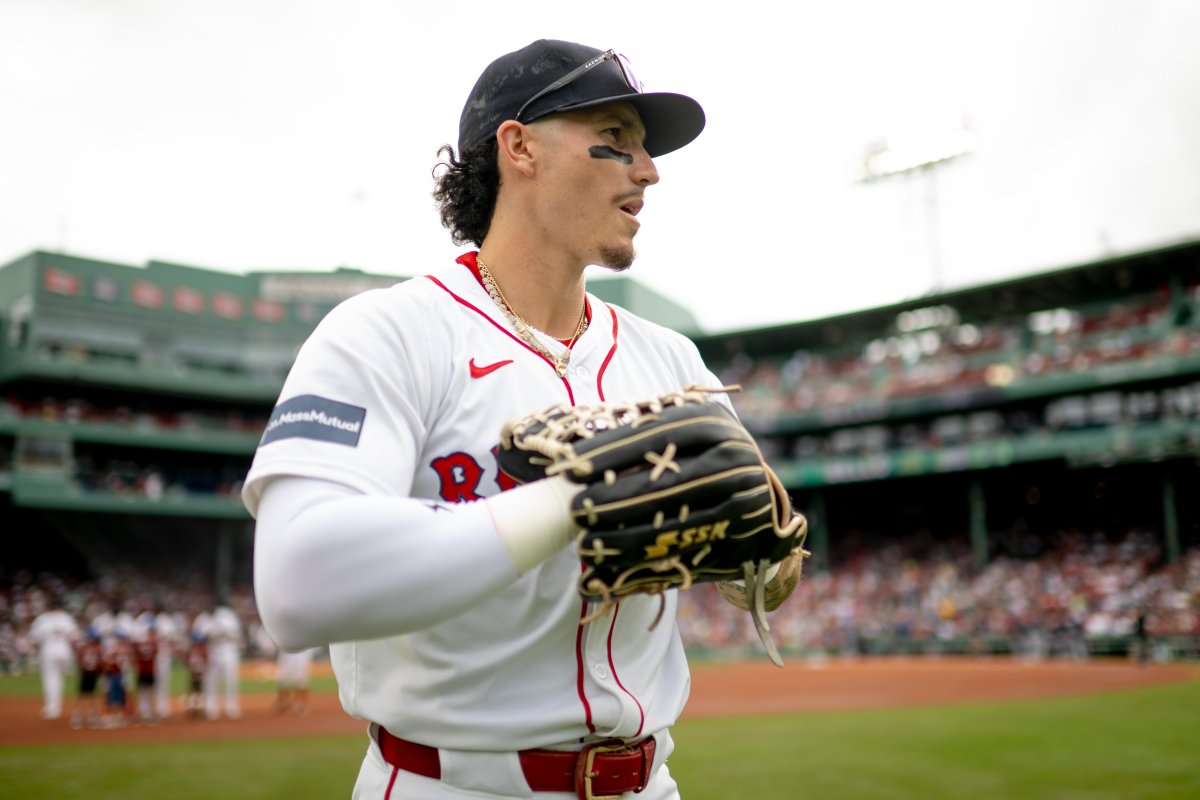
[644,520,730,559]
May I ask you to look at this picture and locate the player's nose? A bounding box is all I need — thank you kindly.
[631,145,659,187]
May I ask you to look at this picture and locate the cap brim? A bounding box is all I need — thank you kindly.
[553,91,706,158]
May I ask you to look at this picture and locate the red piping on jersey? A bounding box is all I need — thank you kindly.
[607,603,646,737]
[450,253,611,734]
[384,764,399,799]
[425,276,575,405]
[575,597,597,734]
[595,304,620,402]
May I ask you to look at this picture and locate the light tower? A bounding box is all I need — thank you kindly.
[856,118,975,292]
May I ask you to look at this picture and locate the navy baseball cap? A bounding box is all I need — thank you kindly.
[458,39,705,158]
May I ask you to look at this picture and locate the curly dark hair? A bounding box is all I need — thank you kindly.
[432,141,500,247]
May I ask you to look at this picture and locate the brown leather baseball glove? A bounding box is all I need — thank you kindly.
[497,386,809,665]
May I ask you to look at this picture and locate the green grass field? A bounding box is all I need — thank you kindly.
[1,674,1197,799]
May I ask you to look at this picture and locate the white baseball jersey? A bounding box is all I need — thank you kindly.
[277,646,319,687]
[135,610,180,643]
[30,609,80,719]
[90,610,136,642]
[193,607,243,653]
[244,253,725,752]
[30,609,79,659]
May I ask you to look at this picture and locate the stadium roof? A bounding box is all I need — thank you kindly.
[694,236,1200,361]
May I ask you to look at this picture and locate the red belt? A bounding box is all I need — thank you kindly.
[376,726,656,800]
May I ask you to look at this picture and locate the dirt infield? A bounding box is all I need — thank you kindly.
[684,656,1196,716]
[3,657,1194,746]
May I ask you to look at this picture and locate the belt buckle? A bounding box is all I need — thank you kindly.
[575,739,630,800]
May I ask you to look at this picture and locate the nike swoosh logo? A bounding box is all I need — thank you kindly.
[469,358,514,379]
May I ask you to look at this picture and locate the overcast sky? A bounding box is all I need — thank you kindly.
[2,0,1198,332]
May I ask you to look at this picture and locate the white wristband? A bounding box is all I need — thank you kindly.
[485,475,584,573]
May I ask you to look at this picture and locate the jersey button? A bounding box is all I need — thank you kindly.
[594,664,609,680]
[574,365,591,379]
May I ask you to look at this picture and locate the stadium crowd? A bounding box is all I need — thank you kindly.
[717,289,1200,421]
[0,394,267,437]
[769,379,1200,465]
[68,456,247,501]
[1,394,257,501]
[678,527,1200,660]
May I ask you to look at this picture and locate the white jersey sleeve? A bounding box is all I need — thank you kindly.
[253,475,521,649]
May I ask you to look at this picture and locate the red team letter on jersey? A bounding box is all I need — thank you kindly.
[430,452,485,502]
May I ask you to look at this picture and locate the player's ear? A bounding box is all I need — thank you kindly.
[495,120,537,178]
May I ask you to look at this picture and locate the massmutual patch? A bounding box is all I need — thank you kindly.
[260,394,366,448]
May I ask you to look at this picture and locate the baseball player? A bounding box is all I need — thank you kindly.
[246,39,802,799]
[191,597,244,720]
[29,595,80,720]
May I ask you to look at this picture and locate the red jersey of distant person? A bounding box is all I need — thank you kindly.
[76,639,103,674]
[100,648,127,675]
[134,637,158,678]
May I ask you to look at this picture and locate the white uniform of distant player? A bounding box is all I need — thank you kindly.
[29,606,80,719]
[276,646,317,686]
[244,255,727,798]
[277,645,320,715]
[135,609,182,718]
[90,607,136,643]
[192,605,243,720]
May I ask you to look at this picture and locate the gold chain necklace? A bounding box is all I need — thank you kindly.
[476,255,588,377]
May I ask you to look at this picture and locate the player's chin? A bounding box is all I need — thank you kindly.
[598,242,635,272]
